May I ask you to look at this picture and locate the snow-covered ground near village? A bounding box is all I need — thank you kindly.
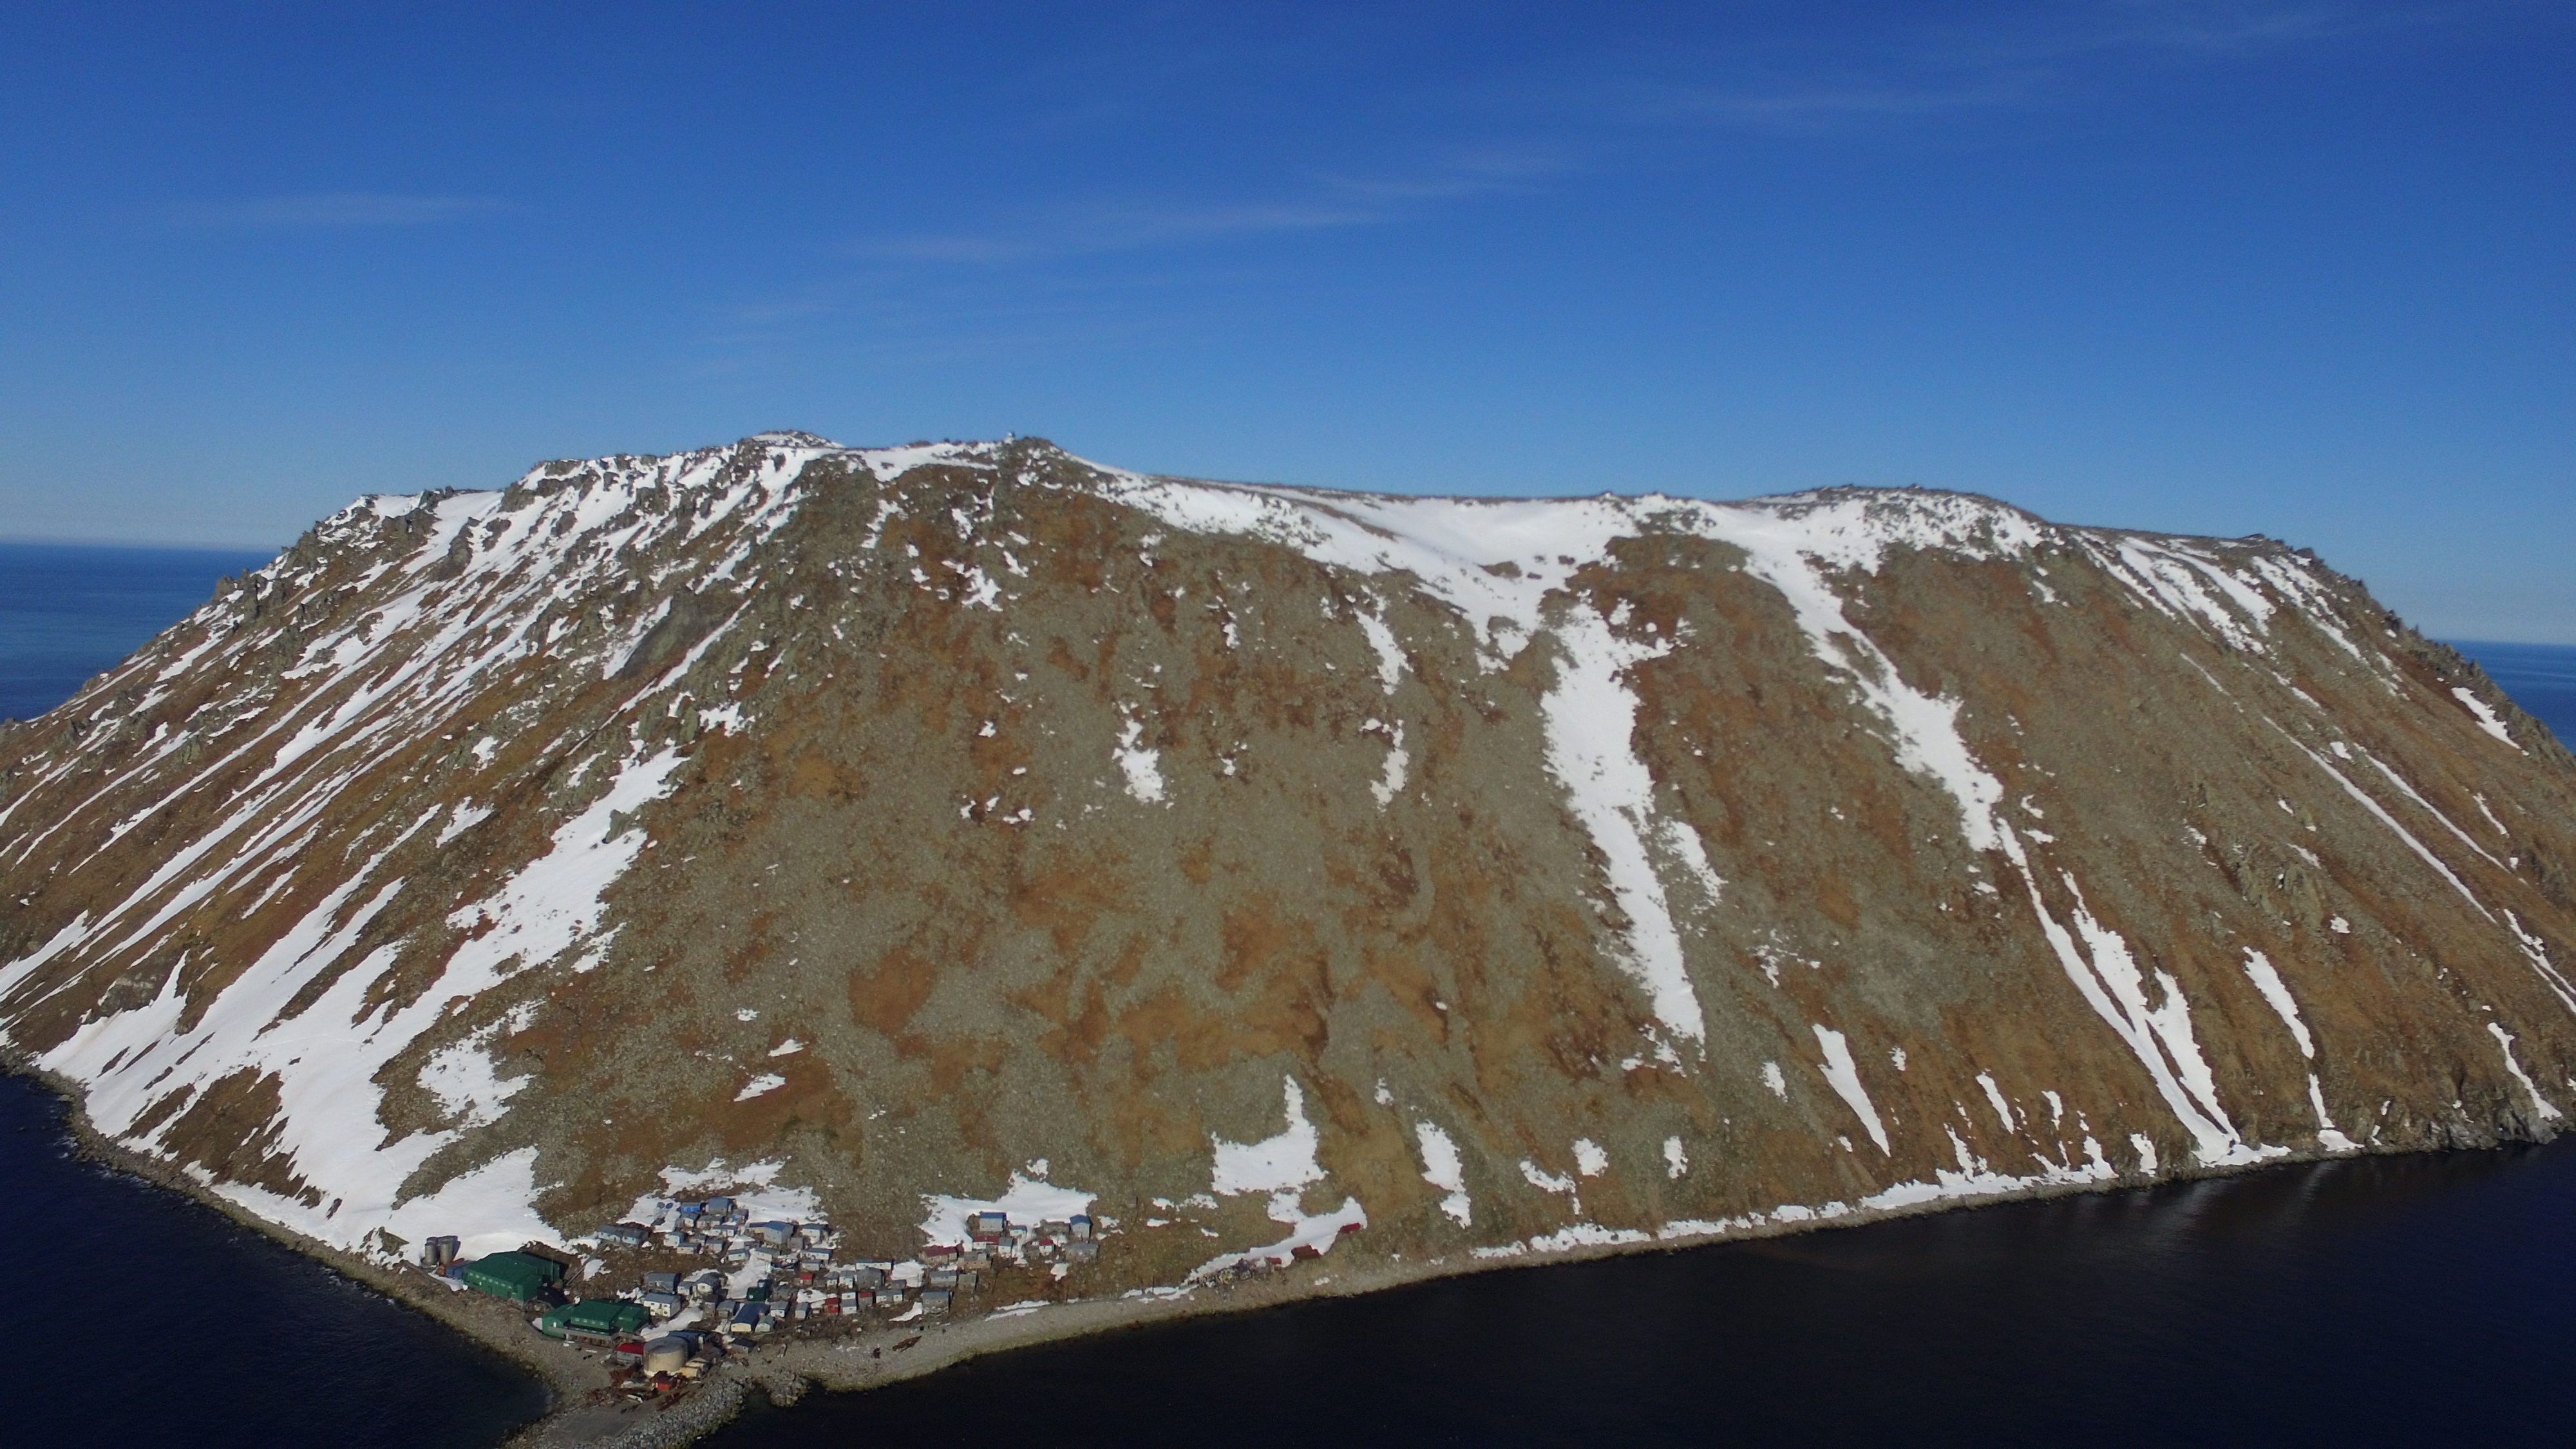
[919,1165,1099,1245]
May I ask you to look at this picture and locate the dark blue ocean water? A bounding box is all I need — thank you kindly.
[1,541,2573,1448]
[0,1075,547,1447]
[2456,639,2576,750]
[0,542,272,723]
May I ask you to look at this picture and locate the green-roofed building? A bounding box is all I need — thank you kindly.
[459,1251,566,1303]
[539,1298,651,1342]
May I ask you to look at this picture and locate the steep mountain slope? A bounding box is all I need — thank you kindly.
[3,434,2571,1287]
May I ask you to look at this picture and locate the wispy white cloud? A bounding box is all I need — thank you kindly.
[855,3,2465,269]
[704,0,2507,368]
[858,144,1574,265]
[167,192,507,228]
[1627,0,2486,133]
[869,199,1378,263]
[1638,75,2044,131]
[688,265,1233,375]
[2048,0,2445,55]
[824,4,2474,270]
[1315,143,1578,201]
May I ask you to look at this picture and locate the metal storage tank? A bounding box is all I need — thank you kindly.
[641,1339,690,1375]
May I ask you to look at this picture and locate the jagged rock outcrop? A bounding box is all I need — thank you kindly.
[3,433,2571,1284]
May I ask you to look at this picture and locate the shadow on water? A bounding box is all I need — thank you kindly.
[713,1137,2576,1449]
[0,1076,547,1448]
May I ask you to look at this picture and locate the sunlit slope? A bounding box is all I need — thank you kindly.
[3,434,2571,1285]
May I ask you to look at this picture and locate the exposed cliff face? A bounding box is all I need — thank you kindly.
[3,435,2571,1283]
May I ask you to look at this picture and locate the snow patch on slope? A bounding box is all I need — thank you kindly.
[2241,949,2356,1151]
[2452,688,2523,751]
[1197,1077,1365,1277]
[1812,1025,1889,1153]
[1541,606,1716,1045]
[1211,1077,1326,1195]
[1414,1121,1472,1227]
[2000,830,2266,1167]
[2490,1023,2564,1124]
[418,1032,530,1130]
[1113,716,1166,804]
[444,748,681,983]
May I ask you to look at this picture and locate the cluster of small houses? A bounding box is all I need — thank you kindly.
[417,1197,1100,1396]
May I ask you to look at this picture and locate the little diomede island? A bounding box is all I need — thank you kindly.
[3,435,2572,1386]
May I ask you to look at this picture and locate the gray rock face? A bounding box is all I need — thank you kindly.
[1,435,2570,1288]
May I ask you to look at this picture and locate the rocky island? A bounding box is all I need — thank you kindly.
[3,434,2570,1443]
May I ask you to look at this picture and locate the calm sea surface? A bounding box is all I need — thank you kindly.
[2454,638,2576,749]
[1,541,2572,1447]
[0,1075,547,1447]
[0,542,272,723]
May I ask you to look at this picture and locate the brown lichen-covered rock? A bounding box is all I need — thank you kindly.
[1,433,2570,1287]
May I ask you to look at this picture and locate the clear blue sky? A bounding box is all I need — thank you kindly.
[3,2,2568,640]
